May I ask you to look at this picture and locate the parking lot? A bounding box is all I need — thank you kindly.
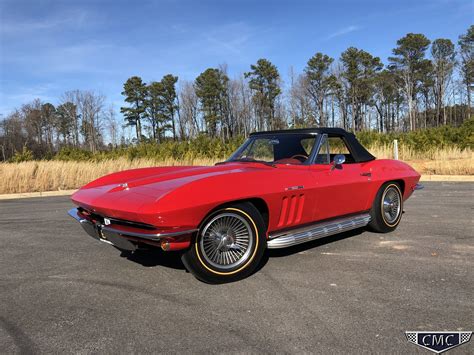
[0,182,472,353]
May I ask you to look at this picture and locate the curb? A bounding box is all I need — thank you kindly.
[0,190,77,200]
[419,175,474,182]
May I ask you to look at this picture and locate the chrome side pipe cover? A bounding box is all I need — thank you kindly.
[267,213,371,249]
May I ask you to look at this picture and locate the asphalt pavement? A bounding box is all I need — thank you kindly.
[0,182,473,354]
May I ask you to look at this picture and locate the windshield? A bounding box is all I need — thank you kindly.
[228,133,318,165]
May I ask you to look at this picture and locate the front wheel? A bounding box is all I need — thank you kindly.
[181,202,266,283]
[368,182,403,233]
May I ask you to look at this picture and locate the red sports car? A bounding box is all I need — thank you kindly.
[68,128,422,283]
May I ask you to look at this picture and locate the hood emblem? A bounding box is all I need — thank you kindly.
[119,183,129,190]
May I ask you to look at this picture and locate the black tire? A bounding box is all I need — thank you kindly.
[181,202,266,284]
[368,182,403,233]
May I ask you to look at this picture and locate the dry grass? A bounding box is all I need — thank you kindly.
[367,144,473,161]
[367,145,474,175]
[0,147,472,194]
[0,158,217,194]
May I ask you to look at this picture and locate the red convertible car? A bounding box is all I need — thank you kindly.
[68,128,422,283]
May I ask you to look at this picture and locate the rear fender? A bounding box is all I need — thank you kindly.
[363,159,421,209]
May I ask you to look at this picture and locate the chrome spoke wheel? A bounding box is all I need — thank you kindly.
[199,212,254,270]
[382,186,401,224]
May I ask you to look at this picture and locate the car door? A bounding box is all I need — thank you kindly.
[309,134,372,221]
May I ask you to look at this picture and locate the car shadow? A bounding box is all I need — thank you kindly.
[268,227,366,257]
[253,227,367,274]
[120,227,367,275]
[119,248,186,270]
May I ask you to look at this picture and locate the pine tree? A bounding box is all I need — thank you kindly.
[195,68,228,137]
[305,52,336,126]
[458,26,474,116]
[245,59,281,130]
[431,39,456,125]
[145,81,165,142]
[161,74,179,140]
[56,102,77,144]
[341,47,382,131]
[120,76,147,142]
[389,33,431,130]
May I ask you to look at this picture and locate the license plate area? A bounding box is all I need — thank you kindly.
[101,229,137,251]
[79,219,137,251]
[79,219,101,240]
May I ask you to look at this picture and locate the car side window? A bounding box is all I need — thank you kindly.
[314,135,330,164]
[313,135,356,164]
[328,137,354,163]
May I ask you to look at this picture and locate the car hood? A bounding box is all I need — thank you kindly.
[71,163,271,221]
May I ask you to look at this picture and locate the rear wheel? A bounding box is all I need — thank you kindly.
[368,182,403,233]
[181,202,266,283]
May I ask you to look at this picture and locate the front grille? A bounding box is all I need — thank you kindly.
[78,207,156,230]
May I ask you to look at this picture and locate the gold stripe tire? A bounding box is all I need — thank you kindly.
[181,202,266,284]
[368,182,403,233]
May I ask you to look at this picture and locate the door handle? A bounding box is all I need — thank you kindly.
[360,172,372,177]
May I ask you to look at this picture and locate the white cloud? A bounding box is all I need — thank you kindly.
[326,25,360,39]
[0,9,89,36]
[0,82,57,114]
[204,22,253,56]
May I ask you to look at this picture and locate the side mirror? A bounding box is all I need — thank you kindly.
[331,154,346,170]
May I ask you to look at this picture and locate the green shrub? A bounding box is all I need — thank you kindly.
[11,146,34,162]
[356,119,473,151]
[55,147,94,161]
[52,136,245,162]
[48,122,473,163]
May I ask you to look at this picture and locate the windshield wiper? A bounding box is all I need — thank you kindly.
[220,158,276,168]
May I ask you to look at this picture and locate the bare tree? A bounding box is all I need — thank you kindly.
[0,111,27,160]
[235,76,254,136]
[60,91,82,147]
[105,105,119,147]
[77,91,105,152]
[179,81,199,138]
[288,71,313,128]
[331,63,351,130]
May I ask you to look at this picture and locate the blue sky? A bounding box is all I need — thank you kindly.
[0,0,472,115]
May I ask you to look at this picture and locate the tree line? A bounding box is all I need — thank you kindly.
[1,26,473,161]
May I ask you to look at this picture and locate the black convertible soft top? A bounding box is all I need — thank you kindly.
[249,127,376,163]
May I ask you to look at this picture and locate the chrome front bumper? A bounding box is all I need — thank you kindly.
[67,208,197,251]
[414,183,424,190]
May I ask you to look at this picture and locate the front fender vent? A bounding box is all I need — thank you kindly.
[277,194,305,228]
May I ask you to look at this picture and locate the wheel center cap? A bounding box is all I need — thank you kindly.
[223,234,233,245]
[218,234,235,251]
